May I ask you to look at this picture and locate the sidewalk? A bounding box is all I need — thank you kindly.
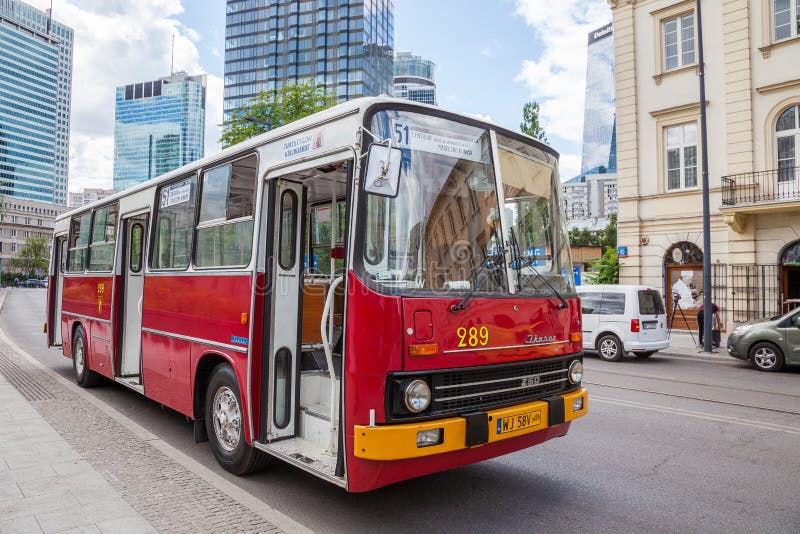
[0,362,155,533]
[662,329,730,358]
[0,289,300,533]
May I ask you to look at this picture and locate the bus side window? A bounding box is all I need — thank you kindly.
[88,204,118,272]
[152,176,196,270]
[195,154,257,268]
[67,212,91,272]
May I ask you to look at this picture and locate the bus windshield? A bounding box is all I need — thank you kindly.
[362,110,504,292]
[361,110,573,295]
[497,134,574,295]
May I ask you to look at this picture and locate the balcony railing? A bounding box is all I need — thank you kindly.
[722,166,800,207]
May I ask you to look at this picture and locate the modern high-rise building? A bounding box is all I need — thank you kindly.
[581,22,615,175]
[392,52,436,105]
[112,72,206,191]
[223,0,394,118]
[0,0,73,205]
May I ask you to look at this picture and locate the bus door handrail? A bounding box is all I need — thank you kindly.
[320,275,344,452]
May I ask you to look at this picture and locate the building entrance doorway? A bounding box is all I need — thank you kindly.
[664,242,704,331]
[780,240,800,313]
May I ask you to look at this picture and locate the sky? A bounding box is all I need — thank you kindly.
[28,0,612,193]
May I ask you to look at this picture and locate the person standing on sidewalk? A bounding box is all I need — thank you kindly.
[697,300,721,346]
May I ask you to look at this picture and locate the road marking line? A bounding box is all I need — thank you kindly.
[592,395,800,435]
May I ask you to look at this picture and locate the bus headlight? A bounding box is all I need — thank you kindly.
[568,360,583,384]
[403,379,431,413]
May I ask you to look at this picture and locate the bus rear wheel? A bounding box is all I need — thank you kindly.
[205,364,270,475]
[73,325,101,388]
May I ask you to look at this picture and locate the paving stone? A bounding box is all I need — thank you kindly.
[0,515,43,534]
[0,336,284,533]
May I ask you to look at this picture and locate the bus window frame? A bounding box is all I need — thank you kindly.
[149,172,200,272]
[354,102,563,298]
[192,151,260,271]
[86,202,119,273]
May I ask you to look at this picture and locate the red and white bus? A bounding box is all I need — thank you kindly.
[46,97,587,492]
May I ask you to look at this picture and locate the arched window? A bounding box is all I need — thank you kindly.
[664,241,703,265]
[776,104,799,182]
[780,240,800,266]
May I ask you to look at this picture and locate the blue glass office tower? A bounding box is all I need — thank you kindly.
[224,0,394,118]
[581,22,616,174]
[393,52,436,105]
[113,73,206,191]
[0,0,73,205]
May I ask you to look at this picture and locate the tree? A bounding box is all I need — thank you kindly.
[598,213,617,251]
[520,101,548,143]
[10,237,49,279]
[220,82,338,147]
[585,247,619,284]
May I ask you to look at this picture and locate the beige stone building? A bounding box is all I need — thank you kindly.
[609,0,800,328]
[0,199,68,276]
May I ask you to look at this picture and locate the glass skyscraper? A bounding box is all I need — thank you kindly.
[112,73,206,191]
[581,22,615,174]
[0,0,73,205]
[224,0,394,118]
[393,52,436,106]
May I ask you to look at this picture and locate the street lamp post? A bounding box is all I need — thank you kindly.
[697,0,713,352]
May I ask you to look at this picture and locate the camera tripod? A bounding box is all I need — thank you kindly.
[667,293,698,345]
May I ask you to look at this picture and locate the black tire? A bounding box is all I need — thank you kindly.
[635,351,655,359]
[749,342,784,372]
[205,364,271,475]
[596,334,624,362]
[72,325,101,387]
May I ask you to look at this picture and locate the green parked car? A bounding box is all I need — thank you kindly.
[726,309,800,372]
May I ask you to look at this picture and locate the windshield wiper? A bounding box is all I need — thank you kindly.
[508,227,569,310]
[450,247,506,312]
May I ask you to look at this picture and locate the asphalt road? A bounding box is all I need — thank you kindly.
[5,288,800,533]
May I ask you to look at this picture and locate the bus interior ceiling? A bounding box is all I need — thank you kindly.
[270,162,348,472]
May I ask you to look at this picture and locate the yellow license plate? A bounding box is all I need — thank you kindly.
[496,409,542,435]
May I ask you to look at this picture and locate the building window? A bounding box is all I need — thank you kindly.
[773,0,800,41]
[777,104,799,181]
[665,123,698,190]
[663,13,695,71]
[11,243,16,253]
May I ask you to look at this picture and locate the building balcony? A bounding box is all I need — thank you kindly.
[721,166,800,231]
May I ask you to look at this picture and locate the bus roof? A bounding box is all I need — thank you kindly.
[59,95,558,222]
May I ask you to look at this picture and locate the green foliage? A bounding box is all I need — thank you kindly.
[9,237,49,278]
[220,82,338,147]
[585,247,619,284]
[568,214,617,250]
[520,101,548,143]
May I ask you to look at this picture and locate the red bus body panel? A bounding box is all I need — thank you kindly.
[141,275,253,429]
[62,276,115,378]
[343,273,582,492]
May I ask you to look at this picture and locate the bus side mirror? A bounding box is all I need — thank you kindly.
[363,145,402,197]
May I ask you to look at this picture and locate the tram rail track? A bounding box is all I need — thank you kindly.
[586,379,800,417]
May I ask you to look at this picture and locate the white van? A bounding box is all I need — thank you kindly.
[577,285,670,361]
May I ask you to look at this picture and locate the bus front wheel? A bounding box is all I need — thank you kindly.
[205,364,270,475]
[72,325,101,388]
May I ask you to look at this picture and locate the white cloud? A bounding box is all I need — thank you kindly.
[513,1,611,144]
[465,112,494,124]
[480,38,498,58]
[25,0,221,193]
[558,154,582,182]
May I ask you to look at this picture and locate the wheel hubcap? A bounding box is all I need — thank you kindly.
[212,387,241,452]
[600,339,617,359]
[74,338,85,375]
[754,348,776,368]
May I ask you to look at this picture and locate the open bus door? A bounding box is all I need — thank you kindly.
[47,235,67,347]
[265,179,305,440]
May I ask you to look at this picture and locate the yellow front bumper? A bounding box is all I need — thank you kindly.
[354,387,588,461]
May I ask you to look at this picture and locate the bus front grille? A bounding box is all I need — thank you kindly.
[430,359,572,415]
